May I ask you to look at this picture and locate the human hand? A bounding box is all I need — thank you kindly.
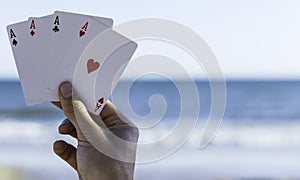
[52,82,139,180]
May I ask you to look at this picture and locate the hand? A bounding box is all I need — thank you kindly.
[52,82,139,180]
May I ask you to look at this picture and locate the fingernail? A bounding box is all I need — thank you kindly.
[54,140,67,152]
[60,82,72,99]
[61,119,69,125]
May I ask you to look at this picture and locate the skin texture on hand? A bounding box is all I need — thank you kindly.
[52,82,139,180]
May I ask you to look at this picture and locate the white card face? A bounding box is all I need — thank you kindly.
[44,11,113,97]
[26,16,53,101]
[7,21,41,105]
[7,11,140,110]
[73,29,138,115]
[55,11,113,27]
[45,16,113,101]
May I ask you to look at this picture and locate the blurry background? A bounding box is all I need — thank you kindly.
[0,0,300,179]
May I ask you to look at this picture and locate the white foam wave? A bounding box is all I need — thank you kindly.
[1,118,300,149]
[212,122,300,148]
[0,119,59,145]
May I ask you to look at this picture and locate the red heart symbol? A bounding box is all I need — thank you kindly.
[87,59,100,74]
[98,97,104,104]
[79,30,85,37]
[95,97,105,112]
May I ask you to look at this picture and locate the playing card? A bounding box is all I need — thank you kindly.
[26,15,54,101]
[7,11,136,111]
[46,15,115,101]
[44,11,113,97]
[73,29,138,115]
[6,20,45,105]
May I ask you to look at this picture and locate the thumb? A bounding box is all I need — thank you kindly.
[58,82,91,140]
[58,82,113,149]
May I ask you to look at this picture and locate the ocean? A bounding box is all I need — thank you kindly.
[0,80,300,179]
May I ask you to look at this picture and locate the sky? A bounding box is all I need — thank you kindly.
[0,0,299,80]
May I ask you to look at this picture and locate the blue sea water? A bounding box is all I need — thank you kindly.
[1,80,300,145]
[1,80,300,122]
[0,80,300,179]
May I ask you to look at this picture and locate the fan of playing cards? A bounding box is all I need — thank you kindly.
[7,11,137,115]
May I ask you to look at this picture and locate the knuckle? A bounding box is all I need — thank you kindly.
[61,149,72,161]
[62,99,85,116]
[72,100,85,112]
[131,126,139,138]
[62,101,75,115]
